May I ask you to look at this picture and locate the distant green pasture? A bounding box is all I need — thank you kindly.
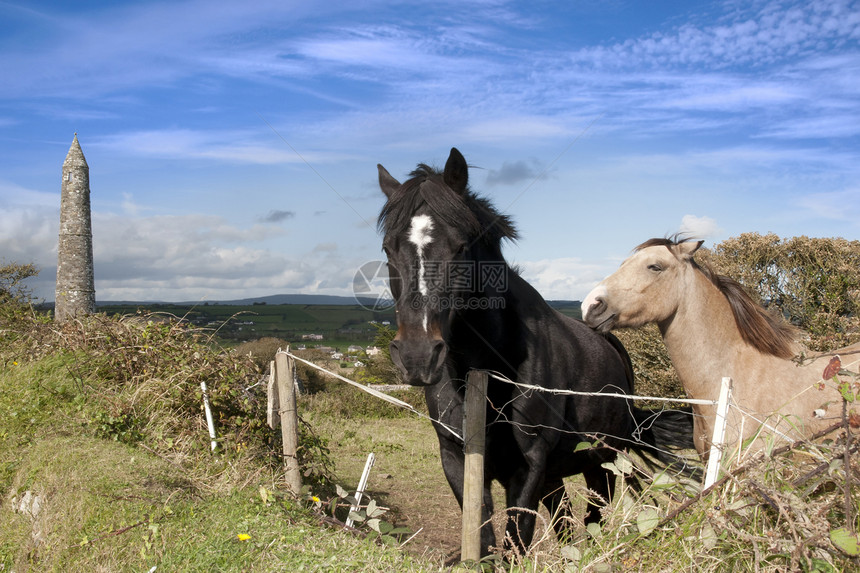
[97,303,396,347]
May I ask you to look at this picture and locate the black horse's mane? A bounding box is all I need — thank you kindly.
[378,164,518,248]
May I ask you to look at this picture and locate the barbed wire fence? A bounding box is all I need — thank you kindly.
[269,348,853,561]
[277,350,731,482]
[278,348,857,479]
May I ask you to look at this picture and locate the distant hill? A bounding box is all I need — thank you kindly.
[90,294,380,307]
[86,294,580,308]
[182,294,381,306]
[546,300,583,309]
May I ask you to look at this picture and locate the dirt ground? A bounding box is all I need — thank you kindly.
[304,410,575,567]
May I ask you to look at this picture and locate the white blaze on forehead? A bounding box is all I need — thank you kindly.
[408,214,435,331]
[408,214,434,253]
[581,284,607,322]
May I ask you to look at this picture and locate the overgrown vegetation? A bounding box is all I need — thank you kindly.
[3,233,860,571]
[704,233,860,351]
[0,262,428,571]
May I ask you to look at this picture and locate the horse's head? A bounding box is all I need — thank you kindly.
[377,148,515,386]
[582,238,703,332]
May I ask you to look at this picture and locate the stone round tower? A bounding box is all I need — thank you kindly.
[55,134,95,323]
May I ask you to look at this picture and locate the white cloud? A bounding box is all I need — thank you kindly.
[518,257,619,301]
[0,207,58,262]
[3,206,369,303]
[568,0,860,70]
[678,214,723,239]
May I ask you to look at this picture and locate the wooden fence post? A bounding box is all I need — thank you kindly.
[461,370,488,562]
[275,349,302,495]
[704,377,733,489]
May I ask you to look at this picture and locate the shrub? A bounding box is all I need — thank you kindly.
[701,233,860,351]
[0,262,54,366]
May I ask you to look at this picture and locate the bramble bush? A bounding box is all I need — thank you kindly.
[701,233,860,351]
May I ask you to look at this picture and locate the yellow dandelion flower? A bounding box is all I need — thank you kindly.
[237,533,251,541]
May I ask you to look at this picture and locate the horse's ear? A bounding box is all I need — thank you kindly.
[378,164,401,197]
[443,148,468,194]
[677,239,704,258]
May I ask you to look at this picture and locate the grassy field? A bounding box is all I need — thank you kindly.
[3,306,859,571]
[96,302,397,349]
[0,316,431,572]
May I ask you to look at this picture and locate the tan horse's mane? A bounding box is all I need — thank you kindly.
[635,237,798,359]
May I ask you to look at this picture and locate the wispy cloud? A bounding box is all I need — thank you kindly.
[93,129,341,165]
[794,187,860,223]
[567,1,860,69]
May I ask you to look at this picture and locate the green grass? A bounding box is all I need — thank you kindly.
[95,302,396,348]
[0,314,433,572]
[1,436,427,572]
[3,307,859,572]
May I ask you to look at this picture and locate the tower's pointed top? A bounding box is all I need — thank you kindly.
[64,133,88,168]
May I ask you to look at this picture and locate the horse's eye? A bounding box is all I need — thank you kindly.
[647,264,663,272]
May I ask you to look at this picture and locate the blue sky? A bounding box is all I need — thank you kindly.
[2,0,859,303]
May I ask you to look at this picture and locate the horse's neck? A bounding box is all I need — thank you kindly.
[659,271,782,402]
[449,267,544,373]
[659,271,835,414]
[658,270,860,451]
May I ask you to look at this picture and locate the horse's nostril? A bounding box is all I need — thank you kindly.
[583,296,608,327]
[429,340,447,370]
[389,340,404,371]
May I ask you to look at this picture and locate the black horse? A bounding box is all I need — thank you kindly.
[377,148,693,554]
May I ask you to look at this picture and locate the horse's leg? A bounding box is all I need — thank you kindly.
[502,466,546,553]
[582,465,615,525]
[541,478,574,542]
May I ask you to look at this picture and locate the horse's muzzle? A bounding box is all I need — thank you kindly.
[389,338,448,386]
[583,298,616,333]
[582,285,616,332]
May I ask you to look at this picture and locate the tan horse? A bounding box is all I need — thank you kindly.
[581,237,860,457]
